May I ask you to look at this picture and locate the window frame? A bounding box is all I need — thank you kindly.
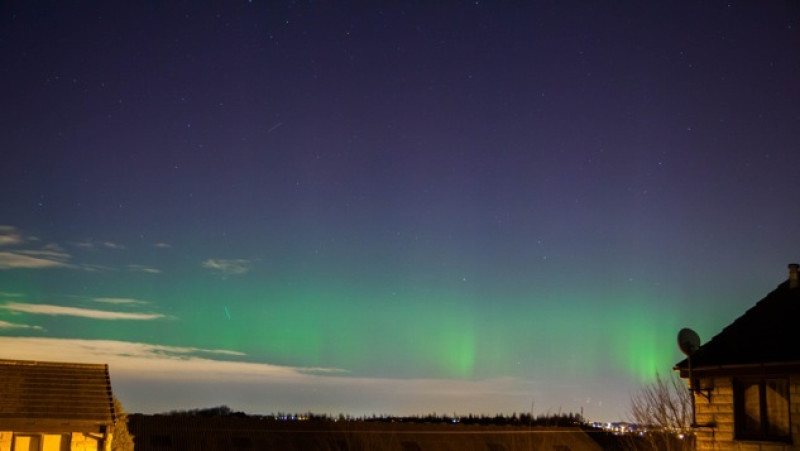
[733,377,792,442]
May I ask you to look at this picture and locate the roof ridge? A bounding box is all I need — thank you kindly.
[0,358,107,369]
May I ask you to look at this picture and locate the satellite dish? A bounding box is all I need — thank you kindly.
[677,328,701,356]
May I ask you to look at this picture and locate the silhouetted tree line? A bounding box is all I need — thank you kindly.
[161,405,585,427]
[162,405,248,417]
[364,411,585,427]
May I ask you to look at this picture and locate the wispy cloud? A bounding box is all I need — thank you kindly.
[0,320,43,330]
[0,225,23,246]
[0,337,542,416]
[93,297,149,306]
[127,264,161,274]
[16,249,71,260]
[42,242,65,251]
[0,250,71,269]
[103,241,125,249]
[0,227,69,269]
[0,302,164,320]
[79,263,113,272]
[154,242,171,248]
[202,258,252,276]
[0,338,248,368]
[71,240,125,250]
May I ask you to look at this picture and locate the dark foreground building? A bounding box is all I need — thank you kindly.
[0,359,117,451]
[675,264,800,450]
[128,414,604,451]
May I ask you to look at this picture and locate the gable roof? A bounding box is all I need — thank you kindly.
[0,359,116,429]
[675,276,800,372]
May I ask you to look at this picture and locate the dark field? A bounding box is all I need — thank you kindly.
[128,414,608,450]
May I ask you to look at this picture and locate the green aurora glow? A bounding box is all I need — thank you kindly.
[2,0,799,421]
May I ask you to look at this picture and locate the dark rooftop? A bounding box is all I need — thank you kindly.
[675,264,800,371]
[0,358,116,428]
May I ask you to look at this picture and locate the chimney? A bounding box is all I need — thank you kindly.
[789,263,799,289]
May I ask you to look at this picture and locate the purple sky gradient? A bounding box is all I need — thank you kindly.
[1,1,799,421]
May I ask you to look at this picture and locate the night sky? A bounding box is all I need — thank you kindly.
[2,1,799,421]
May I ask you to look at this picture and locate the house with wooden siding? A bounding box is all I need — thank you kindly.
[0,359,117,451]
[675,264,800,451]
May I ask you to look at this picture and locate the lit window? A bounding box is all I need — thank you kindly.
[734,378,790,441]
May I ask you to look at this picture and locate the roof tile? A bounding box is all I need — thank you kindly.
[0,359,115,424]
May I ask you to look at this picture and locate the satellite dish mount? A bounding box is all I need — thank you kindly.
[677,327,712,428]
